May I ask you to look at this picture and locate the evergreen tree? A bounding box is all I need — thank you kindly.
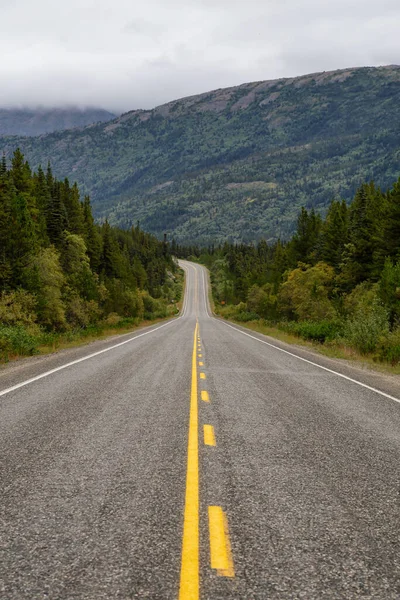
[288,207,321,266]
[340,183,383,286]
[0,159,12,287]
[46,182,68,246]
[0,154,7,177]
[383,179,400,261]
[10,149,32,194]
[100,220,123,279]
[318,200,348,270]
[32,165,50,245]
[82,195,102,272]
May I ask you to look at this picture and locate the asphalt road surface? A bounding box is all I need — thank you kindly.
[1,261,400,599]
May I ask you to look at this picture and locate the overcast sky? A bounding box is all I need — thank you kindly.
[0,0,399,113]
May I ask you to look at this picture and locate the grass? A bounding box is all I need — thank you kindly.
[0,310,179,365]
[215,315,400,376]
[37,316,174,355]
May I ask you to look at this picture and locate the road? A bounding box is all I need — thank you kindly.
[1,261,400,599]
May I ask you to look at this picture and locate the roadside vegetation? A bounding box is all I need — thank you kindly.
[176,177,400,368]
[0,150,182,362]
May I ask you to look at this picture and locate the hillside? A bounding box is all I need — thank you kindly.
[1,66,400,244]
[0,107,115,136]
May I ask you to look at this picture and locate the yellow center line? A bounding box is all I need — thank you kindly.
[198,354,202,358]
[200,373,206,380]
[179,323,200,600]
[208,506,235,577]
[199,361,204,366]
[201,391,210,403]
[204,424,216,446]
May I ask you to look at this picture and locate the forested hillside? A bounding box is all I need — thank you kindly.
[0,107,115,136]
[181,177,400,365]
[1,66,400,244]
[0,151,181,360]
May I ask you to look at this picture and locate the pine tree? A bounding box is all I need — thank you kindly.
[0,159,12,287]
[288,207,321,266]
[64,182,84,235]
[32,165,50,245]
[383,179,400,261]
[100,220,122,279]
[319,200,348,270]
[0,154,7,177]
[46,182,68,246]
[10,149,32,194]
[82,195,102,272]
[339,183,383,287]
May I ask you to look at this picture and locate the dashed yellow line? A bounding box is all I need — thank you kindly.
[198,353,202,358]
[199,361,204,366]
[208,506,235,577]
[200,373,206,380]
[179,323,199,600]
[204,424,216,446]
[201,390,210,403]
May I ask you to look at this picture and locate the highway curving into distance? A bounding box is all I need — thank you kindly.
[1,260,400,599]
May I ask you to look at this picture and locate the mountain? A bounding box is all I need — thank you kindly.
[1,66,400,244]
[0,107,115,136]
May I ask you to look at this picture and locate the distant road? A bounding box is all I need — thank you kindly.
[1,261,400,599]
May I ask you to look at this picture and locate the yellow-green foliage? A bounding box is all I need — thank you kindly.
[27,247,67,329]
[279,262,336,321]
[0,289,38,328]
[343,283,389,354]
[247,284,278,320]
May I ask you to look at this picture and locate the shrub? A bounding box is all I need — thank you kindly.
[235,310,260,322]
[343,301,389,354]
[141,292,167,319]
[64,295,102,328]
[105,280,144,319]
[376,328,400,365]
[280,320,344,343]
[279,262,336,321]
[0,290,38,327]
[247,284,278,320]
[0,325,39,361]
[103,313,123,327]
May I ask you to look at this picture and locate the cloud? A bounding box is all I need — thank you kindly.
[0,0,399,112]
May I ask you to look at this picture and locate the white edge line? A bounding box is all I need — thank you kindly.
[219,320,400,405]
[1,261,193,398]
[201,266,212,318]
[188,262,400,406]
[0,317,180,398]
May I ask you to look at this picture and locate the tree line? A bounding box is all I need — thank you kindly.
[174,178,400,364]
[0,150,180,359]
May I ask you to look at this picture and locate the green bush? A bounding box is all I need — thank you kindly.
[0,325,40,361]
[141,292,167,319]
[0,290,38,327]
[280,320,344,343]
[235,310,260,322]
[376,328,400,365]
[343,302,389,354]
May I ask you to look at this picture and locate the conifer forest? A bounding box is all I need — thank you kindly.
[176,178,400,365]
[0,150,181,360]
